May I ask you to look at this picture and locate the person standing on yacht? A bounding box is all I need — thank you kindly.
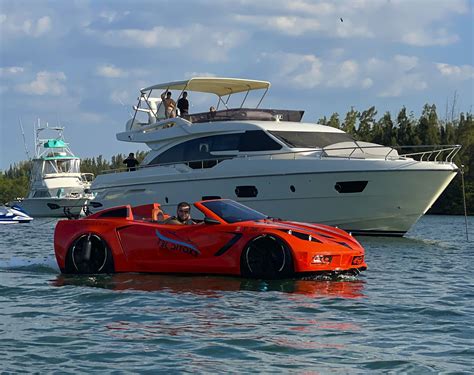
[177,91,189,116]
[161,91,176,118]
[123,153,139,171]
[209,106,217,120]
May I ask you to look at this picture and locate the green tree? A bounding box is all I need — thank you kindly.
[372,117,384,145]
[327,112,341,129]
[317,116,328,125]
[417,104,440,145]
[396,106,414,145]
[342,107,358,136]
[456,112,474,178]
[380,111,397,146]
[357,106,377,141]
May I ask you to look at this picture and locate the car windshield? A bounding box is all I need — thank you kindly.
[200,200,267,223]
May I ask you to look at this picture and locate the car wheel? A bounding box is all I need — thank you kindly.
[240,235,293,279]
[65,233,114,274]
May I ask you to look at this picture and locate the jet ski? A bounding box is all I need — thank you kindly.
[0,205,34,224]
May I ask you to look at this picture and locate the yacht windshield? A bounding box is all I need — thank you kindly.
[269,131,354,148]
[201,200,267,223]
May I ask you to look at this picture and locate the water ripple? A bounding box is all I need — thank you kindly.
[0,215,472,372]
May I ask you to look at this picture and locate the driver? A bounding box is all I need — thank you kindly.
[164,202,195,225]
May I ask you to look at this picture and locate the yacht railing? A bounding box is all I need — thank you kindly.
[397,145,461,163]
[320,144,461,162]
[99,144,461,175]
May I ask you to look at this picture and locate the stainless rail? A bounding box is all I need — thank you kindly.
[398,144,461,163]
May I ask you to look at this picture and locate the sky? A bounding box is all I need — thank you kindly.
[0,0,473,171]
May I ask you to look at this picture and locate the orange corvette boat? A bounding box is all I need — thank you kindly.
[54,199,367,279]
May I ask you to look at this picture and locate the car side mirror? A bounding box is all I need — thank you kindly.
[204,217,221,225]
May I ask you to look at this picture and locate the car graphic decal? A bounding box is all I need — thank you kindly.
[155,230,201,255]
[214,233,243,256]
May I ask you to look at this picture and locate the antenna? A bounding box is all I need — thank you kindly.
[19,118,31,160]
[118,97,134,117]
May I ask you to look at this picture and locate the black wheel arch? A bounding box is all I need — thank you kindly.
[240,233,294,279]
[64,232,115,274]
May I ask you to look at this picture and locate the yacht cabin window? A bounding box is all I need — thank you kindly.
[149,130,282,165]
[33,190,51,198]
[269,131,355,148]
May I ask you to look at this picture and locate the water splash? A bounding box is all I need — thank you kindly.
[0,256,59,273]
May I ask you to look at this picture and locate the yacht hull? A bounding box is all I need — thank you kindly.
[91,162,457,236]
[13,198,89,217]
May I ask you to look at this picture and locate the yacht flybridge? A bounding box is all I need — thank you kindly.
[11,123,94,217]
[91,77,460,236]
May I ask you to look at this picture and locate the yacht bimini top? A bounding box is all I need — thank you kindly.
[127,77,303,132]
[141,77,270,97]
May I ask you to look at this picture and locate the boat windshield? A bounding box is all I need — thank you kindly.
[40,159,81,174]
[0,206,10,215]
[269,131,355,148]
[200,199,267,223]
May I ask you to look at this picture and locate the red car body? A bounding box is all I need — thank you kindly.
[54,199,367,279]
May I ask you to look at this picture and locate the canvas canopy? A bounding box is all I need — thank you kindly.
[141,77,270,97]
[44,139,67,148]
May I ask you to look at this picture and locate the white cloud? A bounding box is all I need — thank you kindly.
[0,66,25,76]
[95,25,186,48]
[287,1,335,15]
[436,63,474,80]
[327,60,359,88]
[373,55,426,97]
[378,75,427,98]
[36,16,52,36]
[235,14,321,37]
[261,52,371,90]
[97,64,124,78]
[16,71,66,96]
[260,52,468,97]
[401,28,459,47]
[0,14,52,38]
[260,52,323,88]
[90,24,247,62]
[232,0,467,46]
[361,78,373,89]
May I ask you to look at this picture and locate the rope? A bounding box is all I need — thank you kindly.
[460,165,469,242]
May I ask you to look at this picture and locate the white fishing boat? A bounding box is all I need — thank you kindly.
[0,205,33,224]
[90,77,460,236]
[11,123,94,217]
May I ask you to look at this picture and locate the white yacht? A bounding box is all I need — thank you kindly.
[11,123,94,217]
[91,77,460,236]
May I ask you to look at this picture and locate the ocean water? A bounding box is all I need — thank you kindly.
[0,215,472,373]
